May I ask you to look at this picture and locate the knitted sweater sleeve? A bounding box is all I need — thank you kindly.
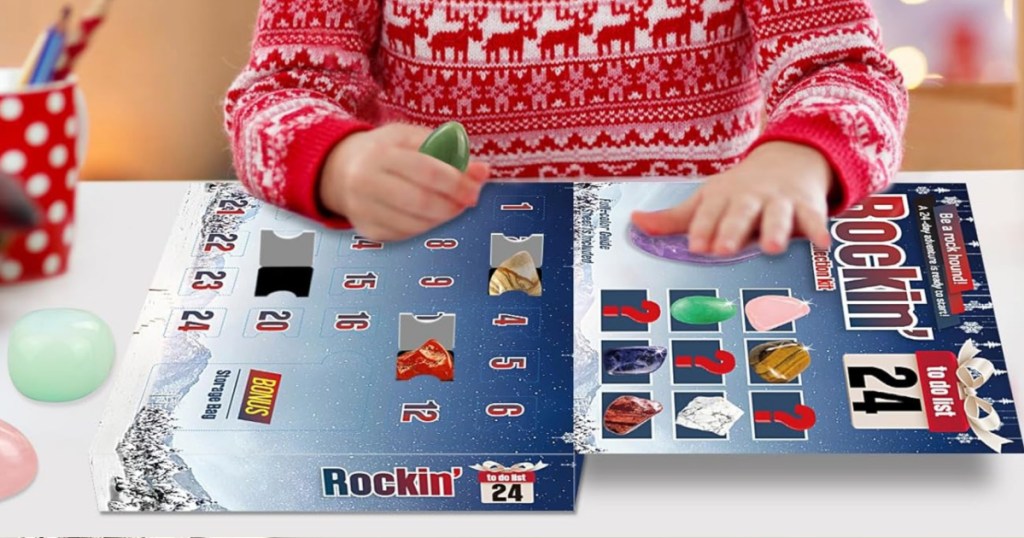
[224,0,381,227]
[743,0,909,214]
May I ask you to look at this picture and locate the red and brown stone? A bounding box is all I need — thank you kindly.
[604,395,663,435]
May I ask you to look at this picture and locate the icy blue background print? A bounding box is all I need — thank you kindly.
[578,182,1021,454]
[133,182,577,511]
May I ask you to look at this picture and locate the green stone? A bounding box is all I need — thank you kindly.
[419,121,470,172]
[7,309,116,402]
[670,296,737,325]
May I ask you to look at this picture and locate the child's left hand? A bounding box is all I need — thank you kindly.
[631,141,834,256]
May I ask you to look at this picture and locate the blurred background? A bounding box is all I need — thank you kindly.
[0,0,1020,180]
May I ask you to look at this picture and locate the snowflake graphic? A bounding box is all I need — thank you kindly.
[940,196,963,206]
[965,301,993,311]
[959,321,983,334]
[915,186,931,195]
[953,432,975,445]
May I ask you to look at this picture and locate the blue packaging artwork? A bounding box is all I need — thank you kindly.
[91,180,1021,513]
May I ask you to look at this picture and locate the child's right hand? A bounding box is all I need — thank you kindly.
[320,123,490,242]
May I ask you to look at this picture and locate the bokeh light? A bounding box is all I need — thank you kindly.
[888,46,930,89]
[876,0,1016,87]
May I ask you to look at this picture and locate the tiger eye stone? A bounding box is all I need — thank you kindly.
[748,340,811,383]
[670,295,737,325]
[419,121,470,172]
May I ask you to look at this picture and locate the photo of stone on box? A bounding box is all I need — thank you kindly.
[91,181,1021,513]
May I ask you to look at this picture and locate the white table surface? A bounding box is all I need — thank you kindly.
[1,171,1023,538]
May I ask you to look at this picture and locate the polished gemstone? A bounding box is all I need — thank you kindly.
[603,346,667,375]
[396,339,454,382]
[675,396,744,436]
[748,340,811,383]
[0,419,37,500]
[489,250,541,297]
[604,395,663,435]
[419,121,470,172]
[7,309,116,402]
[628,225,760,265]
[745,295,811,331]
[670,295,737,325]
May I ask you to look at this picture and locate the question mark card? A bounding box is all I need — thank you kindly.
[601,290,661,331]
[750,392,814,440]
[671,339,730,385]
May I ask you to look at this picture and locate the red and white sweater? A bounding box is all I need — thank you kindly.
[224,0,908,225]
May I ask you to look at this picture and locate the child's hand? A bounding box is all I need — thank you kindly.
[320,123,490,241]
[631,142,833,255]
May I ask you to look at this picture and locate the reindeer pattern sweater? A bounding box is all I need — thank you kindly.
[225,0,908,224]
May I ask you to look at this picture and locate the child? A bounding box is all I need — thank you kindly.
[225,0,907,255]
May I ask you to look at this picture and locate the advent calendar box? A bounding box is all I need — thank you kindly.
[572,182,1020,455]
[91,182,580,512]
[92,180,1020,513]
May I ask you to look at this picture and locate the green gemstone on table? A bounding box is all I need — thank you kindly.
[419,121,470,172]
[670,296,737,325]
[7,309,116,402]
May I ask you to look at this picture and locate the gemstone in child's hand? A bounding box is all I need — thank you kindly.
[7,308,116,402]
[419,121,470,173]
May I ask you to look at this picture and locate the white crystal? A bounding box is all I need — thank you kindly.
[675,396,744,436]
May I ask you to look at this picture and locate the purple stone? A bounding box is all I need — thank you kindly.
[603,346,667,375]
[628,225,761,265]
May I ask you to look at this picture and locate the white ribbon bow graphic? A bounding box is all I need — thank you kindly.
[469,460,549,473]
[956,339,1012,453]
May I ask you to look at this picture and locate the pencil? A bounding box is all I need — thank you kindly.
[16,33,47,88]
[30,6,72,85]
[53,0,111,81]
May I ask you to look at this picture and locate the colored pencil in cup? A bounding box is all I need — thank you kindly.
[16,32,47,88]
[29,6,72,85]
[54,0,111,81]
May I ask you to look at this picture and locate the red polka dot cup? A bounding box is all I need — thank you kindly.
[0,68,85,285]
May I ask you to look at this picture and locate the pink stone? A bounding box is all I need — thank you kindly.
[0,419,38,501]
[745,295,810,332]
